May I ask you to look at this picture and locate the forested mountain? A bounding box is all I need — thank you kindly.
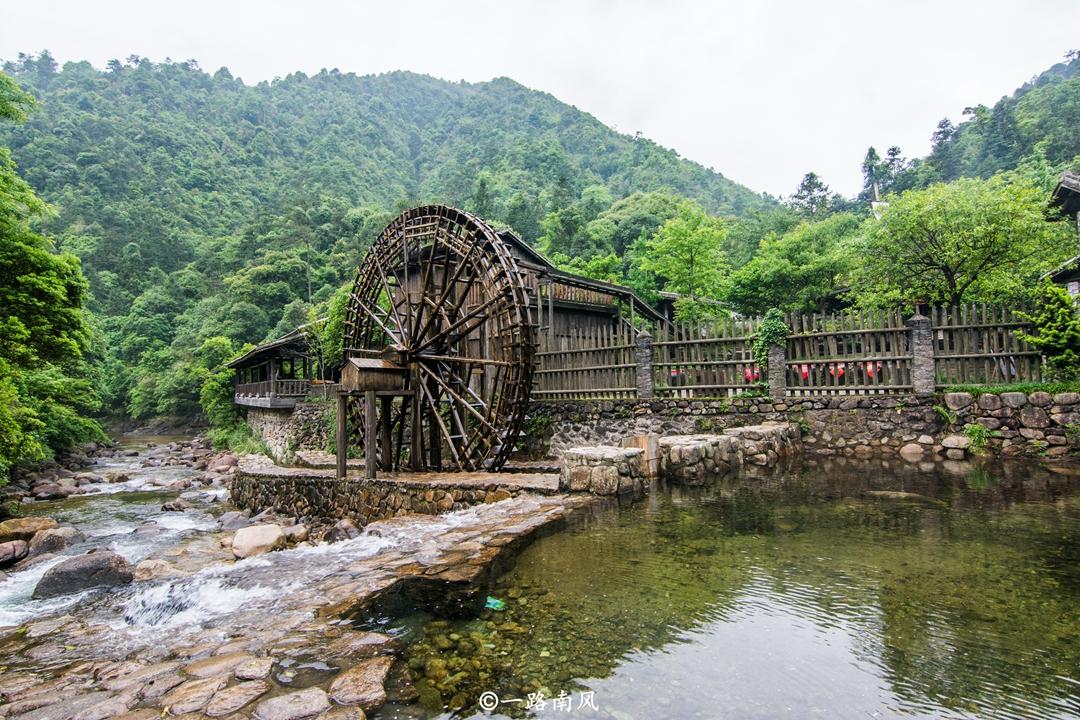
[865,54,1080,197]
[0,52,769,427]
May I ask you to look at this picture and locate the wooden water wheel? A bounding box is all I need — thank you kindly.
[342,205,536,472]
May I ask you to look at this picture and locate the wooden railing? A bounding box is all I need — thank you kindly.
[235,379,311,397]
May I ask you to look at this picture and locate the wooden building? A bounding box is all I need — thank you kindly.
[227,327,324,409]
[1044,171,1080,296]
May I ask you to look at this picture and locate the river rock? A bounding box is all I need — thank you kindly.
[0,516,58,543]
[326,518,360,543]
[232,525,286,559]
[160,676,227,714]
[219,511,251,531]
[134,558,186,581]
[940,434,971,450]
[28,526,84,558]
[209,454,239,472]
[0,539,29,568]
[161,498,193,512]
[1000,391,1028,408]
[185,652,254,679]
[317,708,366,720]
[32,549,134,599]
[253,687,330,720]
[898,443,924,461]
[943,392,973,411]
[328,656,393,709]
[235,655,275,680]
[282,524,309,543]
[1019,406,1051,428]
[205,680,269,717]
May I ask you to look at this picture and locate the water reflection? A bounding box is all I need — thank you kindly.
[376,458,1080,720]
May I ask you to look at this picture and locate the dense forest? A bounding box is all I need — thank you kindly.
[1,49,1079,480]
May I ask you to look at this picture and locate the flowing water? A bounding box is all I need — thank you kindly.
[3,439,1080,720]
[366,459,1080,720]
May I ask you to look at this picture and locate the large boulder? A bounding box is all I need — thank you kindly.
[0,540,28,568]
[0,516,58,543]
[232,524,285,559]
[32,549,134,599]
[27,526,85,558]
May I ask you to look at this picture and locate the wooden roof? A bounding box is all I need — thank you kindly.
[1051,171,1080,218]
[226,327,310,369]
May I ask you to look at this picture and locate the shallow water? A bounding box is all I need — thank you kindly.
[373,459,1080,720]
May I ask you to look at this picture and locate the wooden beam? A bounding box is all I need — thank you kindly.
[364,390,377,480]
[335,393,347,481]
[380,395,392,471]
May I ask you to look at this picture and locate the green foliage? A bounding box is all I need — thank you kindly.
[0,70,103,482]
[962,422,1001,453]
[1016,282,1080,381]
[640,203,730,320]
[852,175,1070,306]
[752,308,788,371]
[933,405,960,427]
[724,213,861,315]
[943,381,1080,396]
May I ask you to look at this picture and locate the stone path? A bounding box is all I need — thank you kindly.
[0,493,598,719]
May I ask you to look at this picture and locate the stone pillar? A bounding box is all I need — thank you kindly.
[767,343,786,402]
[635,330,654,400]
[908,311,935,397]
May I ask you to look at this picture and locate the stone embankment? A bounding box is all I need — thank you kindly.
[560,422,801,491]
[535,391,1080,461]
[232,456,560,526]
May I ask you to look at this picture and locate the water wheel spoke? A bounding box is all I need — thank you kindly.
[416,379,465,471]
[416,363,499,435]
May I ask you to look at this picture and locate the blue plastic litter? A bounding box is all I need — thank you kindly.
[484,596,506,611]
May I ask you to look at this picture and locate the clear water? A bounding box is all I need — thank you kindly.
[373,459,1080,720]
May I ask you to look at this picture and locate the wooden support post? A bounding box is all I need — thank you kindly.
[364,390,377,480]
[335,392,347,480]
[548,284,554,340]
[269,360,279,399]
[380,395,392,471]
[410,390,423,471]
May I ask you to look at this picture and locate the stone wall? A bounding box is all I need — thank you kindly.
[232,461,536,525]
[531,391,1080,461]
[246,400,333,463]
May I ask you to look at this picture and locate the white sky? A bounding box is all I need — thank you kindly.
[2,0,1078,197]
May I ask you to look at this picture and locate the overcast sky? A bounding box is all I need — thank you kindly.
[3,0,1078,197]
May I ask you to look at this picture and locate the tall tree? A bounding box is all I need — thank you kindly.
[853,175,1071,306]
[639,203,729,319]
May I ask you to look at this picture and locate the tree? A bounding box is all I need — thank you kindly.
[0,71,103,483]
[639,203,729,316]
[853,175,1071,306]
[788,172,832,217]
[724,213,861,315]
[1017,282,1080,380]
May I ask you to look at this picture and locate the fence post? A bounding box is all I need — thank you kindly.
[635,330,654,400]
[768,344,786,402]
[908,311,935,397]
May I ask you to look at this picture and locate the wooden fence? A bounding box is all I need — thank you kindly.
[930,305,1042,386]
[653,317,760,398]
[533,303,1043,401]
[785,309,913,396]
[534,324,638,400]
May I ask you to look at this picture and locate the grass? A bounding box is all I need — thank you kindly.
[942,381,1080,397]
